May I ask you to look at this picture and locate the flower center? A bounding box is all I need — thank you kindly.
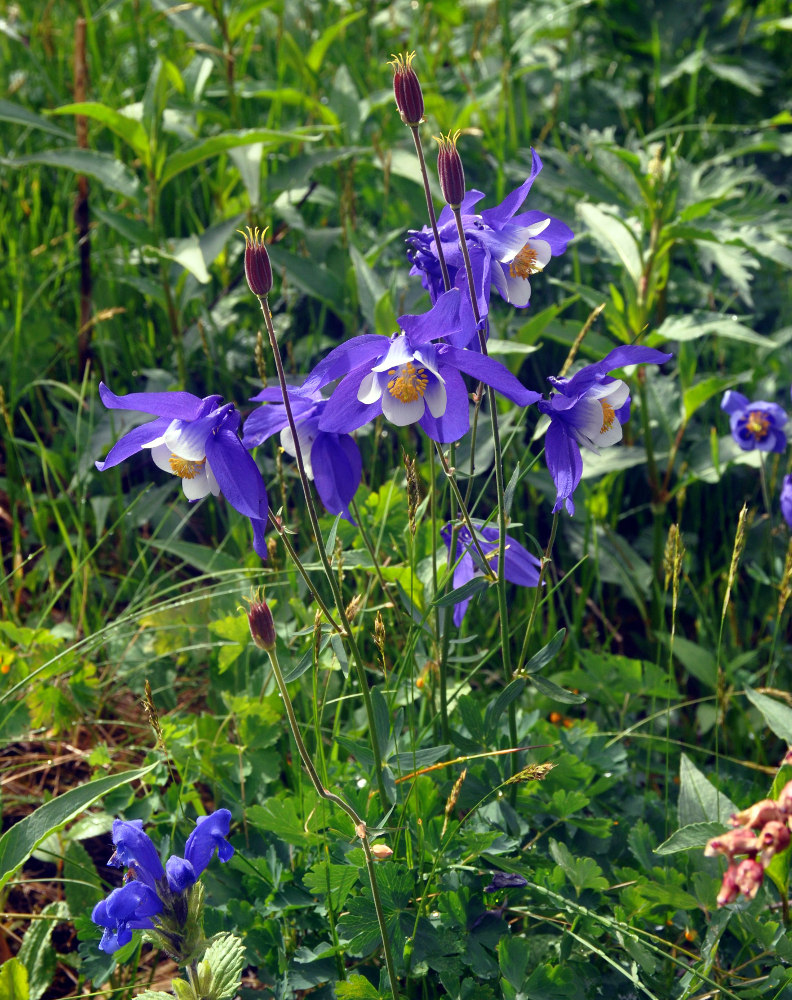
[169,454,206,479]
[745,410,770,440]
[600,401,616,434]
[387,362,429,403]
[508,244,540,280]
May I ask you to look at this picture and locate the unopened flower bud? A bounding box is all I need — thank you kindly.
[370,843,393,861]
[759,819,790,866]
[248,597,276,651]
[239,226,272,298]
[730,799,782,830]
[389,51,424,127]
[435,131,465,208]
[704,827,757,861]
[716,864,740,906]
[777,779,792,815]
[734,858,764,900]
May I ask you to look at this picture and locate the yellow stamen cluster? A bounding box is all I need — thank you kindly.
[746,410,770,440]
[387,362,429,403]
[388,50,416,73]
[600,401,616,434]
[508,244,540,280]
[169,454,206,479]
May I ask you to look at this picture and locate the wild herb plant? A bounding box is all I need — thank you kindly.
[2,2,792,999]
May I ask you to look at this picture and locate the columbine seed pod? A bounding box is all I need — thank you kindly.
[435,130,465,208]
[240,226,273,298]
[389,51,424,126]
[248,596,276,651]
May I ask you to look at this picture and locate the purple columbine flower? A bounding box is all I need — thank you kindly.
[91,810,234,954]
[538,345,672,516]
[484,871,528,893]
[721,391,788,453]
[243,385,362,522]
[95,383,268,558]
[781,475,792,529]
[441,519,542,626]
[407,149,574,346]
[302,290,541,443]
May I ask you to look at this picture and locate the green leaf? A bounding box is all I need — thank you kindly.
[247,798,323,846]
[51,102,149,160]
[655,822,726,855]
[370,687,392,760]
[683,376,735,423]
[0,959,29,1000]
[522,629,566,675]
[146,539,242,576]
[135,993,175,1000]
[202,933,245,1000]
[350,245,385,331]
[305,10,366,74]
[677,754,736,828]
[655,312,773,349]
[578,204,643,287]
[303,862,359,912]
[530,674,586,704]
[0,764,158,891]
[549,839,608,896]
[160,128,318,186]
[334,974,382,999]
[744,687,792,743]
[63,839,103,918]
[433,575,490,608]
[1,149,142,200]
[498,934,530,989]
[0,99,71,138]
[267,244,345,312]
[16,902,68,1000]
[664,635,718,688]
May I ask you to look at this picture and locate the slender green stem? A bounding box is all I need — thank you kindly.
[516,513,559,675]
[409,125,451,293]
[350,495,407,624]
[256,295,389,808]
[451,209,512,683]
[433,442,495,578]
[266,647,401,1000]
[267,511,343,634]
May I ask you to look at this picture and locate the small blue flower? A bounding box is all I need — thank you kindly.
[408,149,574,346]
[91,809,234,954]
[95,383,269,558]
[441,519,542,626]
[92,881,163,953]
[303,290,541,443]
[721,391,788,453]
[538,345,672,515]
[243,386,362,522]
[781,475,792,529]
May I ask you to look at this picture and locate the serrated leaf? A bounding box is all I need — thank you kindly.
[334,973,382,999]
[16,901,67,1000]
[202,933,245,1000]
[1,149,142,200]
[0,764,157,891]
[549,839,608,896]
[135,993,175,1000]
[303,862,359,912]
[655,821,726,855]
[745,687,792,743]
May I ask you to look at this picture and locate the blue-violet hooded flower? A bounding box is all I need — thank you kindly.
[302,290,541,443]
[243,385,362,522]
[408,149,574,347]
[91,810,234,954]
[441,519,542,626]
[538,345,672,515]
[95,384,268,558]
[780,475,792,530]
[721,391,788,453]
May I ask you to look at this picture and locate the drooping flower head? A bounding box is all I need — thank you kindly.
[537,345,672,515]
[92,810,234,955]
[242,385,362,522]
[302,289,541,444]
[95,384,268,558]
[441,519,542,625]
[407,149,574,346]
[721,391,788,453]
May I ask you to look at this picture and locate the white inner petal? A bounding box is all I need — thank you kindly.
[424,378,448,418]
[280,425,316,479]
[358,372,383,405]
[162,418,207,462]
[181,467,213,501]
[381,389,426,426]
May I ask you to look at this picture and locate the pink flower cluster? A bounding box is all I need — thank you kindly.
[704,783,792,906]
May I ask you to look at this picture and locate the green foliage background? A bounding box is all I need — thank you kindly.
[1,0,792,997]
